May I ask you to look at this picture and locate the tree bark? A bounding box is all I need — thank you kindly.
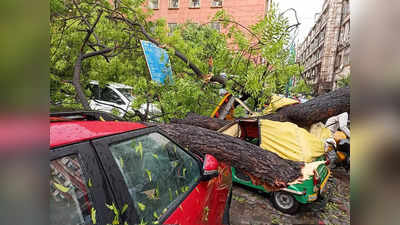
[72,48,114,110]
[171,112,231,131]
[260,87,350,128]
[157,123,304,191]
[72,54,91,110]
[173,87,350,130]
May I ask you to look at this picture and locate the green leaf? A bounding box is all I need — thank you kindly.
[145,169,152,182]
[136,142,143,160]
[182,168,187,177]
[105,203,120,225]
[139,219,147,225]
[91,207,97,224]
[152,154,159,160]
[121,204,128,214]
[53,182,70,193]
[119,157,124,169]
[137,202,146,211]
[168,188,173,201]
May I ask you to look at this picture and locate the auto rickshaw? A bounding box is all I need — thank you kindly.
[218,119,331,214]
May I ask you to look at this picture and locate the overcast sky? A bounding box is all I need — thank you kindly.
[275,0,324,44]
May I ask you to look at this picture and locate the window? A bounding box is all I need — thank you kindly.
[168,23,178,36]
[210,21,221,32]
[169,0,179,8]
[344,23,350,42]
[211,0,222,7]
[189,0,200,8]
[335,54,342,69]
[343,0,350,17]
[340,27,345,42]
[50,155,93,225]
[89,84,101,99]
[343,53,350,66]
[117,88,134,102]
[100,87,124,105]
[148,0,159,9]
[109,133,201,224]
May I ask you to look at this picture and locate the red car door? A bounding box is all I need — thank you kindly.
[164,161,232,225]
[92,127,232,225]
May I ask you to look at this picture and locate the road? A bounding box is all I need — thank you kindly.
[229,167,350,225]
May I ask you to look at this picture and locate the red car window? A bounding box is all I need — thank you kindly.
[109,132,201,224]
[50,155,94,225]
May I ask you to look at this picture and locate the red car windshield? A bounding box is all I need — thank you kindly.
[108,132,201,223]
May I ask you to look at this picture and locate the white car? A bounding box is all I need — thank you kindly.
[88,81,160,118]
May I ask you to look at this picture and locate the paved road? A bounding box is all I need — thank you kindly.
[229,168,350,225]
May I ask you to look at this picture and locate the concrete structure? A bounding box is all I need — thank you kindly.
[145,0,271,32]
[296,0,350,94]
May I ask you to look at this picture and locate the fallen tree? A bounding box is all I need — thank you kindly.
[170,112,231,131]
[161,87,350,189]
[173,87,350,130]
[157,123,303,191]
[261,87,350,128]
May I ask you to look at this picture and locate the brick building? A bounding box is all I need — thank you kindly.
[145,0,271,32]
[296,0,350,94]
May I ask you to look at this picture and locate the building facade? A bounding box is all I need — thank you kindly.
[145,0,270,32]
[296,0,350,94]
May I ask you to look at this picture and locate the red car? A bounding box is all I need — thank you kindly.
[50,111,232,225]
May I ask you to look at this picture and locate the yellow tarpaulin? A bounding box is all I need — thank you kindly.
[220,123,241,137]
[309,122,332,142]
[263,95,299,115]
[259,119,325,162]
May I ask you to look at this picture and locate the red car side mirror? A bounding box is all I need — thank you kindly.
[201,154,219,181]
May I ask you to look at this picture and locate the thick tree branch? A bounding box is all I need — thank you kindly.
[72,54,90,110]
[174,87,350,131]
[110,15,205,79]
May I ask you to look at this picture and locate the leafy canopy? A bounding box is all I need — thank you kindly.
[50,0,309,120]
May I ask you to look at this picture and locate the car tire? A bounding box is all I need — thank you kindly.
[271,191,300,214]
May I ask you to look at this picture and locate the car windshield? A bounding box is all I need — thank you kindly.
[109,132,201,223]
[117,88,134,102]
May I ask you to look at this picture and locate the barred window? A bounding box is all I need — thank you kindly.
[211,0,222,7]
[168,23,178,36]
[210,22,221,32]
[189,0,200,8]
[148,0,159,9]
[169,0,179,9]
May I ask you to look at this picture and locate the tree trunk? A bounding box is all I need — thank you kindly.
[173,87,350,130]
[261,87,350,128]
[171,112,231,131]
[157,123,304,191]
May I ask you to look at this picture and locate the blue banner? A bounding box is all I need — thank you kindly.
[141,40,173,84]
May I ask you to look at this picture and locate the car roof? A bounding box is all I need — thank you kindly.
[50,121,146,148]
[89,80,133,89]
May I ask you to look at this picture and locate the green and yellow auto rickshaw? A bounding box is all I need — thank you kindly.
[218,118,331,214]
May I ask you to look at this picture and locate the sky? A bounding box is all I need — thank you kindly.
[274,0,324,44]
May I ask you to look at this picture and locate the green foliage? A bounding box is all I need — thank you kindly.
[211,3,303,108]
[337,74,351,88]
[50,1,300,121]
